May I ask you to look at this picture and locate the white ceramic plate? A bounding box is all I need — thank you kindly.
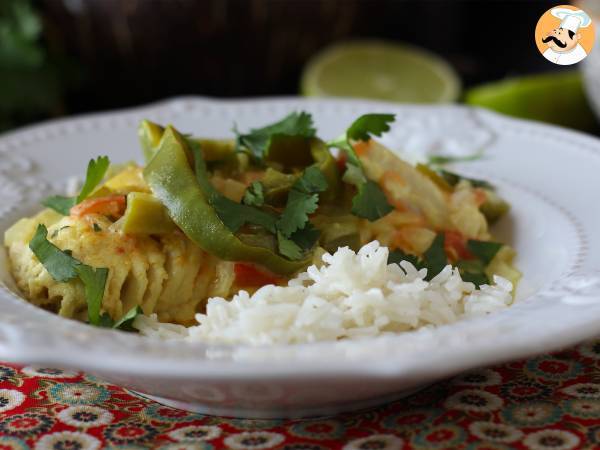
[1,97,599,419]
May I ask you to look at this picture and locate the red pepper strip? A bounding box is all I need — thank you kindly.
[234,263,283,287]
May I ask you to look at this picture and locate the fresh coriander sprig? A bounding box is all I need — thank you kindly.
[189,140,277,234]
[276,167,328,259]
[388,233,503,287]
[328,114,395,221]
[42,156,110,215]
[29,224,143,330]
[235,111,316,160]
[29,224,108,325]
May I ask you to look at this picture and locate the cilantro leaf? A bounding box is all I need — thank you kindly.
[235,112,316,160]
[289,223,320,251]
[456,260,489,286]
[28,224,79,281]
[422,233,447,280]
[277,232,303,260]
[75,264,109,326]
[328,114,395,221]
[388,233,504,288]
[76,156,110,202]
[112,305,143,331]
[277,190,319,237]
[213,196,277,234]
[277,167,328,238]
[41,196,76,216]
[95,305,143,331]
[387,249,422,268]
[242,181,264,207]
[346,113,396,142]
[351,180,393,221]
[190,140,277,234]
[42,156,110,215]
[29,224,108,326]
[387,233,447,281]
[293,166,328,194]
[467,239,503,265]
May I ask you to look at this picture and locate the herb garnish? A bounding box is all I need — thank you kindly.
[29,224,108,325]
[242,181,265,207]
[191,137,327,261]
[29,224,142,330]
[42,156,110,215]
[388,233,503,287]
[276,167,328,259]
[328,114,395,221]
[235,111,316,160]
[189,141,277,234]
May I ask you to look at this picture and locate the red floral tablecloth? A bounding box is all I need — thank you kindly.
[1,339,600,450]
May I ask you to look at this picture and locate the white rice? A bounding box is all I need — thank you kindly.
[133,241,513,345]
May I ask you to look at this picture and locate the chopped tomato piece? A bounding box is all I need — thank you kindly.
[444,230,472,261]
[234,263,283,287]
[353,140,370,156]
[70,195,127,219]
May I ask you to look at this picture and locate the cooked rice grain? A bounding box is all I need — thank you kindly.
[134,241,513,345]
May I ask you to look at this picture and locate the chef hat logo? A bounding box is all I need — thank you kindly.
[551,7,592,33]
[535,4,596,66]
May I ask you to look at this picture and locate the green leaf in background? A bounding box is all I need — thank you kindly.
[0,0,68,132]
[0,0,43,70]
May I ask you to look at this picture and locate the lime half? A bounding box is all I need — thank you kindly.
[465,72,597,132]
[301,40,461,104]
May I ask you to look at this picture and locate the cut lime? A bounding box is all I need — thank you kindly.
[465,72,597,132]
[301,40,461,104]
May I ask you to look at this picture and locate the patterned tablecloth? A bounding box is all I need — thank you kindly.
[1,339,600,450]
